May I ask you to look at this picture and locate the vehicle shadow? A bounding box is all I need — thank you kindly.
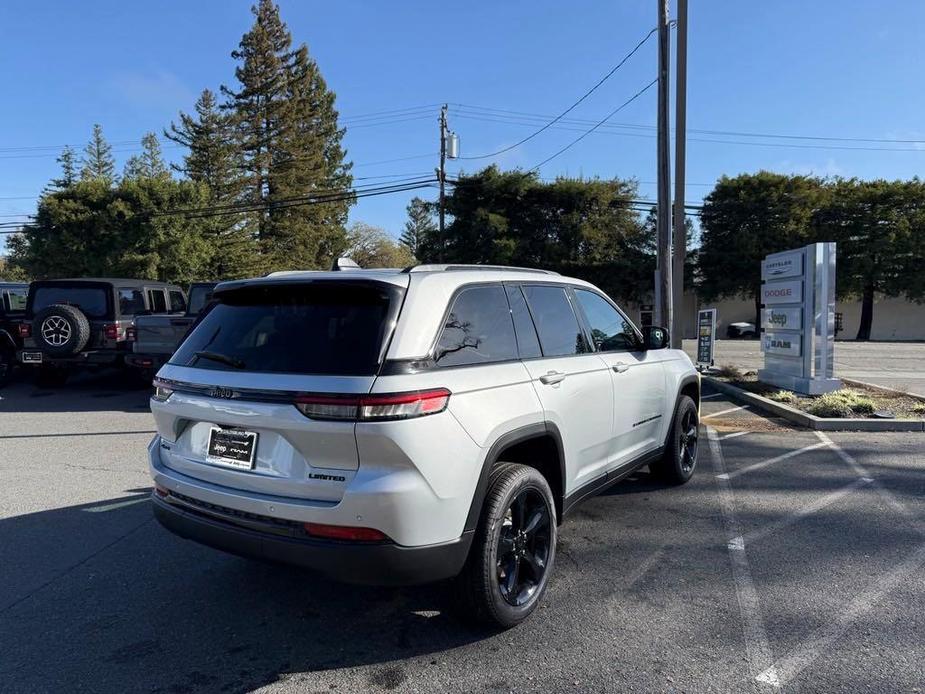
[0,491,495,694]
[0,367,152,413]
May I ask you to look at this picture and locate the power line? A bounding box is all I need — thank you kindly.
[455,27,657,161]
[528,78,658,171]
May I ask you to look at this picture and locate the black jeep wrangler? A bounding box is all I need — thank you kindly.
[0,281,29,386]
[18,278,186,386]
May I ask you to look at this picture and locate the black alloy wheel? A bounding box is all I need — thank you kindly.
[496,488,552,607]
[678,406,699,475]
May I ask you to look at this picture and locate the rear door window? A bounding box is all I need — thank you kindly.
[522,285,589,357]
[434,285,517,367]
[118,289,146,316]
[5,288,27,312]
[169,290,187,313]
[171,283,396,376]
[147,289,168,313]
[32,286,109,319]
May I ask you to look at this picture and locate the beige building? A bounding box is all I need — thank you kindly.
[622,293,925,341]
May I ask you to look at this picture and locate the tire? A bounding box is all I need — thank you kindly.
[34,366,69,388]
[454,463,557,629]
[32,304,91,356]
[650,395,699,485]
[0,348,14,388]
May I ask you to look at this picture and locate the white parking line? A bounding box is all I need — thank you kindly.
[83,497,149,513]
[704,405,750,418]
[721,431,750,441]
[757,540,925,688]
[717,441,832,480]
[739,476,873,547]
[707,428,780,690]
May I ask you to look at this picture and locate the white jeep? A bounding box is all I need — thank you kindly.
[148,264,700,627]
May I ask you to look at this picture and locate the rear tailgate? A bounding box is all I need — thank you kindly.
[150,278,406,502]
[134,314,192,355]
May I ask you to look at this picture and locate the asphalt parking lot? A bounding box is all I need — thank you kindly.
[2,371,924,693]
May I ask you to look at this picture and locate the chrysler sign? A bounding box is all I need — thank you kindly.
[761,250,803,281]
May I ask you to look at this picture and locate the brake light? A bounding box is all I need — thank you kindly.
[103,323,119,340]
[126,326,137,342]
[294,388,451,422]
[18,323,31,338]
[304,522,389,542]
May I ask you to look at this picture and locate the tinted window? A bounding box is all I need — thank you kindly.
[522,285,588,357]
[169,290,187,313]
[505,285,542,359]
[4,288,27,312]
[435,285,517,367]
[171,283,394,376]
[32,286,108,318]
[148,289,168,313]
[187,286,214,315]
[574,290,639,352]
[118,289,145,316]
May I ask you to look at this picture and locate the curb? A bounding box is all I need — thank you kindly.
[702,377,925,432]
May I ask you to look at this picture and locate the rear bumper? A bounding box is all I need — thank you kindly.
[17,349,124,366]
[152,491,472,586]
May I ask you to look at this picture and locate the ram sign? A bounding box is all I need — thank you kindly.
[757,243,841,395]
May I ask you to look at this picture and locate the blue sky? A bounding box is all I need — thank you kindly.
[2,1,924,254]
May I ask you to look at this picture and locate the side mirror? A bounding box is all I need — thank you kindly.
[641,325,670,350]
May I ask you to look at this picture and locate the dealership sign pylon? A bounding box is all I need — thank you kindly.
[758,242,841,395]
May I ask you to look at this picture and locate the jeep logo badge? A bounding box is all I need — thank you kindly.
[209,387,235,399]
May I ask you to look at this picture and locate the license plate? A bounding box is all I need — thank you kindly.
[21,352,43,364]
[207,428,258,470]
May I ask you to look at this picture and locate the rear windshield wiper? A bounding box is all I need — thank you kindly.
[191,350,246,369]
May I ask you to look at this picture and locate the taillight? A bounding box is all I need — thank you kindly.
[294,388,451,422]
[103,323,119,340]
[152,378,174,402]
[126,326,137,342]
[304,522,389,542]
[18,323,31,338]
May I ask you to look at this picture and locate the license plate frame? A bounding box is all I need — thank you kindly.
[21,352,43,364]
[206,427,258,470]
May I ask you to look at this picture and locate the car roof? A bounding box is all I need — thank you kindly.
[33,278,181,287]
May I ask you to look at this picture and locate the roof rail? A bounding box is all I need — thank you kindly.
[402,264,559,275]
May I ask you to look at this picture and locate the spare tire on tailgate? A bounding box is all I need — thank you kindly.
[32,304,91,356]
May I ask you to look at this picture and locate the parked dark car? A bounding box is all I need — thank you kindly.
[0,281,29,386]
[18,278,186,386]
[126,281,216,376]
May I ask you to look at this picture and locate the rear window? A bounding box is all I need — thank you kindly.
[4,288,27,312]
[187,286,213,315]
[434,285,517,367]
[32,286,109,319]
[118,288,145,315]
[171,283,395,376]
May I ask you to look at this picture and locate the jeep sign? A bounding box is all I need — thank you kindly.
[762,307,802,332]
[758,243,840,395]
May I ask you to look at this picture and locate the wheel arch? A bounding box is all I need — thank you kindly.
[464,422,566,532]
[663,373,701,447]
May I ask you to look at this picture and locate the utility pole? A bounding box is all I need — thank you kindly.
[671,0,688,348]
[438,104,448,261]
[655,0,672,331]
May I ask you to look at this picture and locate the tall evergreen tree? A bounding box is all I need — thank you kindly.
[51,145,78,190]
[80,124,116,183]
[222,0,352,271]
[124,132,169,179]
[400,197,436,258]
[166,89,255,279]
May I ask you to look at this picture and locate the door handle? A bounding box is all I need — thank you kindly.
[539,370,567,385]
[612,362,630,373]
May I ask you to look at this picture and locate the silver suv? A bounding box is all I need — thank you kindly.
[148,264,700,627]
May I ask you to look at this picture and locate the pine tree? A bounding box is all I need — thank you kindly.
[222,0,352,271]
[51,146,78,190]
[166,89,255,279]
[124,132,169,179]
[400,197,436,258]
[80,124,116,183]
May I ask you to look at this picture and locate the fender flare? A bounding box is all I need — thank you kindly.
[663,373,701,447]
[463,421,566,532]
